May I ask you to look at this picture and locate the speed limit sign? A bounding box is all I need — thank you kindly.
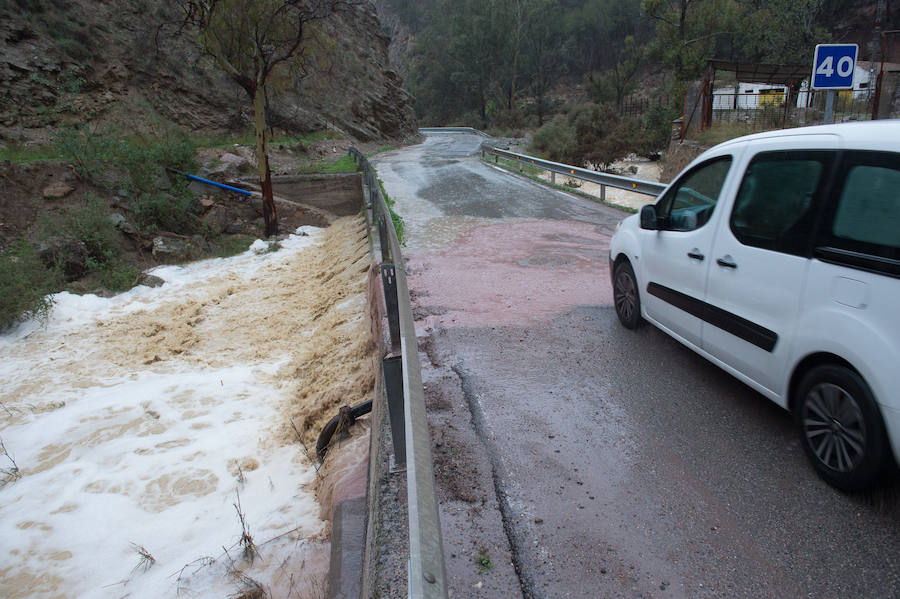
[812,44,858,90]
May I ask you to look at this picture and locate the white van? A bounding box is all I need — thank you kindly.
[609,121,900,491]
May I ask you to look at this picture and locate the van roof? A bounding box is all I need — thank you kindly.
[712,119,900,151]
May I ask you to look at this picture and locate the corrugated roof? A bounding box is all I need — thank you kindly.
[708,60,810,85]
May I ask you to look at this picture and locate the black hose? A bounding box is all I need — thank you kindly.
[315,399,373,461]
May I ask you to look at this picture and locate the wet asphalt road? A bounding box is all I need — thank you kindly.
[373,133,900,598]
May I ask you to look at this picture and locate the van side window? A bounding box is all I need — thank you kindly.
[656,156,732,232]
[833,166,900,251]
[819,151,900,268]
[730,151,834,255]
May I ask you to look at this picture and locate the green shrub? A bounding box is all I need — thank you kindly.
[53,124,118,184]
[95,260,140,292]
[532,102,675,168]
[39,195,120,266]
[130,187,199,234]
[0,241,61,329]
[531,115,576,163]
[54,120,200,234]
[641,102,680,154]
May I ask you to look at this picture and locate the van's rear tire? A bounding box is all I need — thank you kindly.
[795,365,889,492]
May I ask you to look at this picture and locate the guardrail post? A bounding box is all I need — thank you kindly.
[551,172,556,184]
[381,355,406,467]
[494,154,498,164]
[381,263,401,352]
[601,184,607,202]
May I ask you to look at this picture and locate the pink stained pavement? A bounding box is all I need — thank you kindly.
[406,219,614,329]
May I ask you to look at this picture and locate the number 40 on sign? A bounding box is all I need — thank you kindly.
[811,44,858,90]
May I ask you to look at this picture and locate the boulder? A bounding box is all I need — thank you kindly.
[42,182,74,199]
[190,234,211,254]
[151,236,191,262]
[108,212,137,235]
[38,236,88,281]
[219,152,253,173]
[202,204,232,234]
[137,273,165,288]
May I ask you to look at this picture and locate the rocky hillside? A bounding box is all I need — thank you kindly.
[0,0,417,145]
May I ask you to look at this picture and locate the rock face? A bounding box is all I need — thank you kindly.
[0,1,418,145]
[281,3,418,141]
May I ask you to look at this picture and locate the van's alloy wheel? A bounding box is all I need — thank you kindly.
[613,261,643,329]
[802,382,866,473]
[795,365,889,492]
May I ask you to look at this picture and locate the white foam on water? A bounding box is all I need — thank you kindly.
[0,226,333,598]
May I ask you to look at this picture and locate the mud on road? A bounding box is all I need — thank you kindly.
[375,133,900,599]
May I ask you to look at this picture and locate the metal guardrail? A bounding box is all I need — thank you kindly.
[483,145,667,199]
[419,126,490,137]
[349,147,449,599]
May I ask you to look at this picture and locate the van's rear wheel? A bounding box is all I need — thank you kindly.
[795,365,889,491]
[613,261,643,329]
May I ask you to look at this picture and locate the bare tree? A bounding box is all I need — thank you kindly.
[182,0,352,237]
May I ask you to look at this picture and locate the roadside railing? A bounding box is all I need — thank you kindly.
[349,147,449,599]
[419,126,490,137]
[481,144,667,200]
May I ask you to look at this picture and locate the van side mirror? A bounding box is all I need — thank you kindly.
[640,204,659,230]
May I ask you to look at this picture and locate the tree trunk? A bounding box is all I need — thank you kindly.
[253,86,278,238]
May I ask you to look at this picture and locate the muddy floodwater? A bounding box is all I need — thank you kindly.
[0,216,373,598]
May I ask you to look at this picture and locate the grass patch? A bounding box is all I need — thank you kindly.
[0,240,61,330]
[484,155,638,214]
[366,146,395,156]
[377,179,405,245]
[0,144,61,162]
[298,154,357,174]
[212,235,255,258]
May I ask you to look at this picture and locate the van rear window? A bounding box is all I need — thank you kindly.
[833,165,900,250]
[817,151,900,273]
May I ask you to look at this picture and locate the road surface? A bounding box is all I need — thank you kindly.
[374,133,900,598]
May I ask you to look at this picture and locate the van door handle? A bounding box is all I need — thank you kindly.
[687,249,705,261]
[716,255,738,269]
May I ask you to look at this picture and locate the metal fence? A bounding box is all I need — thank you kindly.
[620,96,673,118]
[348,147,449,599]
[708,90,874,130]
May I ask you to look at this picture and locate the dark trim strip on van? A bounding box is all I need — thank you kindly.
[647,283,779,352]
[815,247,900,279]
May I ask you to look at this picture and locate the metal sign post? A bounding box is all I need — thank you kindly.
[811,43,858,124]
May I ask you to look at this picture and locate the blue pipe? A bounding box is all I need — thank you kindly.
[184,173,253,196]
